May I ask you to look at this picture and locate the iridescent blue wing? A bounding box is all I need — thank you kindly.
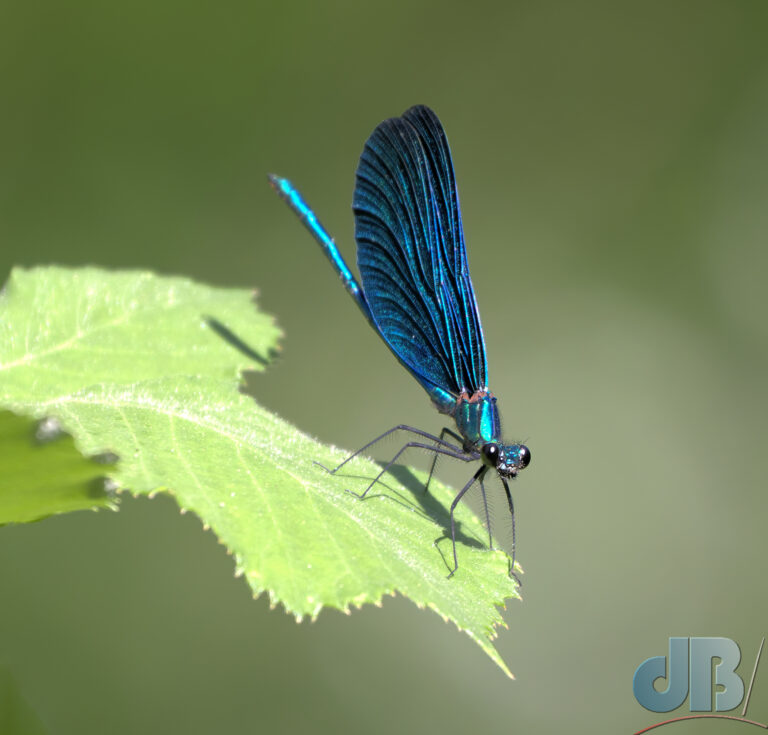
[353,105,488,397]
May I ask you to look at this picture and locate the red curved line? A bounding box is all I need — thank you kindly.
[634,714,768,734]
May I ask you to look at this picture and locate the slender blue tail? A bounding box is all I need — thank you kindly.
[268,174,374,326]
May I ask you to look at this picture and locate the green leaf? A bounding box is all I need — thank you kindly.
[0,410,116,524]
[0,266,519,677]
[0,668,48,735]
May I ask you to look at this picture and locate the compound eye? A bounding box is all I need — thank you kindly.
[481,443,499,467]
[517,445,531,469]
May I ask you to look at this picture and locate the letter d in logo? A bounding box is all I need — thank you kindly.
[634,637,689,712]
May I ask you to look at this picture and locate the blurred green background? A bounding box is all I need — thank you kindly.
[2,1,767,733]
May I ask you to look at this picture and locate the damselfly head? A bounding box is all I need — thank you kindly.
[481,442,531,478]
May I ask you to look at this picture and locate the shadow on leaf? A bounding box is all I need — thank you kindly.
[204,316,278,368]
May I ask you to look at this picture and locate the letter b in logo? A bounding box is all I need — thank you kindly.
[633,637,744,713]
